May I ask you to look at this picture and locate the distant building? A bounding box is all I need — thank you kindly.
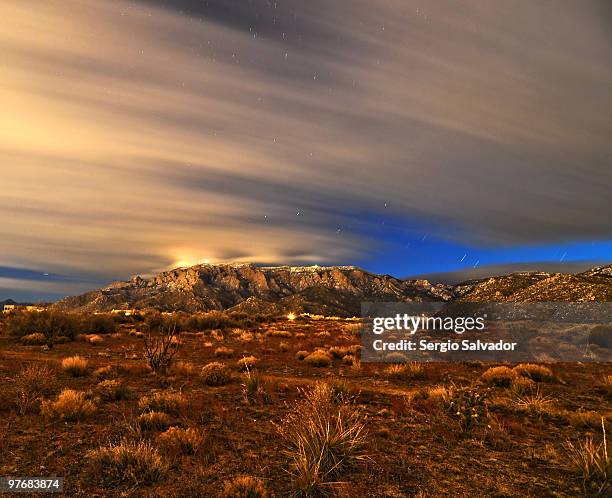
[3,304,25,313]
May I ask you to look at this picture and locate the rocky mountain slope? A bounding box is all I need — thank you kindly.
[54,264,612,316]
[54,264,453,316]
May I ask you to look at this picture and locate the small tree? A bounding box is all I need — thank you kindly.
[143,321,179,374]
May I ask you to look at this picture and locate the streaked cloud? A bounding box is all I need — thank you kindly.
[1,0,611,297]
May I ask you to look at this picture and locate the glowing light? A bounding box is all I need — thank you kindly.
[287,312,296,321]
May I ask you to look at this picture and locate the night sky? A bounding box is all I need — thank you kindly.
[1,0,611,301]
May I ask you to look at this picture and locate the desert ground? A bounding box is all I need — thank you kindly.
[0,312,611,497]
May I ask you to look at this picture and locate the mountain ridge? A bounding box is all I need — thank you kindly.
[53,263,612,316]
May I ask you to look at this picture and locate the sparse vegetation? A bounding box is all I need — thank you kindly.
[565,418,611,495]
[1,314,610,496]
[513,363,554,382]
[88,440,167,485]
[41,389,96,421]
[96,379,131,401]
[61,355,89,377]
[448,386,489,433]
[303,351,332,367]
[159,427,203,455]
[143,321,180,374]
[138,391,186,416]
[481,366,516,387]
[220,476,270,498]
[200,362,232,386]
[136,411,172,430]
[276,382,368,496]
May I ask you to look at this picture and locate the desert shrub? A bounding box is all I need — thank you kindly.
[159,427,203,455]
[201,362,232,386]
[20,333,47,346]
[138,391,186,416]
[426,385,454,406]
[136,411,172,431]
[304,351,332,367]
[342,355,354,365]
[41,389,96,421]
[295,351,309,361]
[602,375,612,397]
[5,310,80,347]
[481,366,516,387]
[266,329,292,338]
[86,334,104,345]
[276,382,368,496]
[143,321,180,374]
[169,361,198,376]
[448,386,489,433]
[384,362,426,381]
[237,355,258,371]
[328,347,348,359]
[96,379,131,401]
[61,355,89,377]
[510,376,536,396]
[343,323,362,337]
[13,364,55,414]
[94,365,115,380]
[565,419,611,495]
[88,440,167,485]
[215,346,235,358]
[220,476,270,498]
[513,363,554,382]
[83,314,117,335]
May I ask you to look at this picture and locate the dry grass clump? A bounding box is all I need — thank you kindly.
[602,375,612,396]
[86,334,104,345]
[239,331,254,342]
[279,341,290,352]
[14,363,55,414]
[295,351,309,361]
[136,411,172,430]
[481,366,516,387]
[276,382,368,496]
[138,391,186,416]
[201,362,232,386]
[328,347,348,359]
[88,440,167,485]
[384,362,426,381]
[237,355,258,371]
[20,333,47,346]
[169,361,198,377]
[267,329,292,338]
[510,376,537,396]
[426,385,454,405]
[215,346,235,358]
[565,418,611,495]
[96,379,131,401]
[94,365,115,380]
[41,389,96,421]
[159,426,203,455]
[61,355,89,377]
[304,351,332,367]
[241,368,268,402]
[513,363,554,382]
[220,476,270,498]
[342,323,361,337]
